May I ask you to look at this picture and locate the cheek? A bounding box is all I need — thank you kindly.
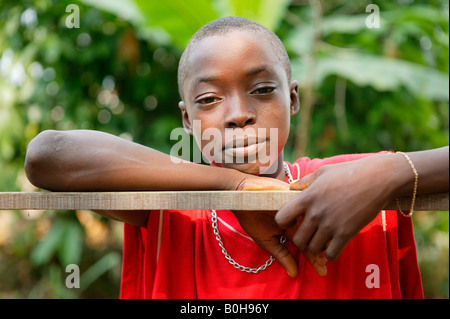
[190,115,223,152]
[260,102,291,143]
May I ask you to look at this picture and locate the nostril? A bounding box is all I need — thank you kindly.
[226,118,255,128]
[245,118,255,126]
[224,104,257,128]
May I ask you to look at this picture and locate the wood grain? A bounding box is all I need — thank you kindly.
[0,191,448,211]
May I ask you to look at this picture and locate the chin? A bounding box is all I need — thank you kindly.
[225,162,262,175]
[213,159,280,176]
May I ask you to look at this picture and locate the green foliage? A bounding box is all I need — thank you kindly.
[0,0,448,298]
[282,0,449,159]
[30,217,83,267]
[291,53,449,100]
[80,0,291,49]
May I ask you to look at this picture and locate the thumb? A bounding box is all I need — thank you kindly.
[290,172,317,191]
[257,238,298,278]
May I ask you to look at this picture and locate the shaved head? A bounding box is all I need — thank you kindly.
[177,16,292,100]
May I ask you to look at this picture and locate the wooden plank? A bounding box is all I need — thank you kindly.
[0,191,448,211]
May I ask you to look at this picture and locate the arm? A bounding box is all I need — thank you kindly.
[275,147,449,261]
[25,129,288,226]
[25,129,246,192]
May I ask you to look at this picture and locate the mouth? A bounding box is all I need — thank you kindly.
[223,136,265,149]
[223,137,268,159]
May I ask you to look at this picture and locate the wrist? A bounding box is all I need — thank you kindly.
[220,167,248,190]
[382,152,417,199]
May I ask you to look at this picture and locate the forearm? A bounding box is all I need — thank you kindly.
[25,130,244,192]
[275,146,449,260]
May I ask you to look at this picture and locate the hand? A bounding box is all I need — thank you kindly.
[275,156,392,261]
[234,175,328,277]
[232,210,297,277]
[284,216,328,277]
[235,175,290,191]
[232,211,327,277]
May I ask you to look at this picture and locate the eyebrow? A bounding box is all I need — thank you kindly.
[194,76,218,86]
[193,65,274,85]
[245,65,273,76]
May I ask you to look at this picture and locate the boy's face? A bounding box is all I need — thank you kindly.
[179,30,299,176]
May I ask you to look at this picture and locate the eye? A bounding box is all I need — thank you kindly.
[251,87,275,95]
[196,96,221,105]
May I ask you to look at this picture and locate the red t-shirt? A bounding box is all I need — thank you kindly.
[119,153,423,299]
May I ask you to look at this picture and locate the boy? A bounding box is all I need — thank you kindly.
[25,17,448,298]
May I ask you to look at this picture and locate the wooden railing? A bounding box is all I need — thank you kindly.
[0,191,448,211]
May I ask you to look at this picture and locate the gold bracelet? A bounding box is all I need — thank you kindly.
[395,151,418,217]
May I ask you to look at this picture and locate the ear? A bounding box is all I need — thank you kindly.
[179,101,193,135]
[289,80,300,116]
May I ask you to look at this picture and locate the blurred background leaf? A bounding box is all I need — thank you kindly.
[0,0,448,298]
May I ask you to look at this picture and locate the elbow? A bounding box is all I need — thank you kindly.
[25,130,61,189]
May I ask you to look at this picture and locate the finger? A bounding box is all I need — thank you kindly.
[259,239,298,278]
[290,172,317,191]
[242,178,290,191]
[306,228,332,255]
[303,249,327,277]
[275,195,307,229]
[292,216,318,252]
[325,235,351,261]
[285,215,304,241]
[316,251,328,267]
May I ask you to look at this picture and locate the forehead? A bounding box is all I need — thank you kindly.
[184,30,285,89]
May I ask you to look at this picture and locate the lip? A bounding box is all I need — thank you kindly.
[223,138,268,159]
[223,136,266,150]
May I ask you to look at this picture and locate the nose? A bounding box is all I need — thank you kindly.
[224,96,256,128]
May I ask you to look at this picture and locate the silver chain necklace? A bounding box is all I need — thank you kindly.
[210,162,294,274]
